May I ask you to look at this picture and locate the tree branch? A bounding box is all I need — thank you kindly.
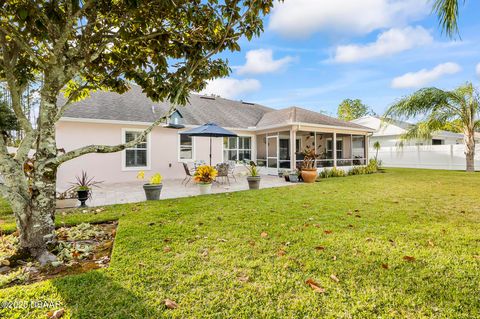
[0,41,34,134]
[0,22,47,69]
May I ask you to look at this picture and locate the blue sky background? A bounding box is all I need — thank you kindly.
[200,0,480,116]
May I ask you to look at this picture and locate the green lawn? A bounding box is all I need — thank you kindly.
[1,168,479,318]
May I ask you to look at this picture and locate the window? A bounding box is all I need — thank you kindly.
[179,134,193,160]
[223,136,252,162]
[326,138,343,159]
[124,130,148,169]
[432,139,444,145]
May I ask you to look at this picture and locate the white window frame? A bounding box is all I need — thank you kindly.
[121,128,151,171]
[178,133,195,162]
[222,136,253,163]
[326,137,343,159]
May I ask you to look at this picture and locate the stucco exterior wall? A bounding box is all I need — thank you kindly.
[55,121,249,190]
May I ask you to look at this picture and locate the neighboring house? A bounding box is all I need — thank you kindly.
[56,85,373,189]
[350,115,476,147]
[351,115,480,171]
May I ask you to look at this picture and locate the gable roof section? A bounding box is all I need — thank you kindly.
[60,85,273,128]
[256,106,370,130]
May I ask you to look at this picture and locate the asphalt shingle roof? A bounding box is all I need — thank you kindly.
[60,85,370,131]
[256,106,370,130]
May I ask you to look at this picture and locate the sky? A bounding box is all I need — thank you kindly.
[199,0,480,116]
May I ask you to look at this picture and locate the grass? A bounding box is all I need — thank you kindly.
[0,168,479,318]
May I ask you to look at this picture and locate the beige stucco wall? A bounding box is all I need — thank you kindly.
[55,121,250,190]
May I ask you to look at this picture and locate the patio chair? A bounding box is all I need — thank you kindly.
[227,160,237,182]
[215,163,230,185]
[182,162,195,186]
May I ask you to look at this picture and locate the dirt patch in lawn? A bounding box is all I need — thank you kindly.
[0,221,117,288]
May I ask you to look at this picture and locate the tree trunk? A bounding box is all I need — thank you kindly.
[15,83,61,264]
[464,129,475,172]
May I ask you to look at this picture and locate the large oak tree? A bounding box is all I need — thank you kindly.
[0,0,275,264]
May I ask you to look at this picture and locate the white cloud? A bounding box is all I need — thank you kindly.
[476,63,480,77]
[268,0,429,38]
[199,78,261,99]
[391,62,461,89]
[237,49,293,75]
[333,26,433,63]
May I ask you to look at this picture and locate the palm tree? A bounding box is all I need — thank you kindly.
[384,82,479,172]
[373,141,381,161]
[433,0,465,37]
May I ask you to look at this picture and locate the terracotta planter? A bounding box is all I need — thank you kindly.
[198,183,212,195]
[301,168,317,183]
[143,183,162,200]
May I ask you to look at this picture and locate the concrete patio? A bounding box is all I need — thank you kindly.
[85,175,295,207]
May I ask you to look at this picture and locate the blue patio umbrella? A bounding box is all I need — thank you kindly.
[180,123,237,166]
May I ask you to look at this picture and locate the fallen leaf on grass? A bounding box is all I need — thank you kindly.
[138,262,145,268]
[330,274,340,282]
[355,214,361,218]
[1,259,10,266]
[237,274,249,283]
[381,263,389,269]
[332,256,337,261]
[365,238,373,242]
[163,246,172,253]
[346,211,353,216]
[277,249,286,256]
[427,240,435,247]
[403,256,416,262]
[164,299,178,309]
[47,308,65,319]
[473,255,480,259]
[315,246,325,251]
[217,238,228,242]
[248,240,256,247]
[305,278,325,293]
[354,209,360,212]
[324,230,333,235]
[347,224,354,228]
[260,232,268,238]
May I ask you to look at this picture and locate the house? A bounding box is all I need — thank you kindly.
[351,115,480,171]
[56,85,373,189]
[350,115,474,147]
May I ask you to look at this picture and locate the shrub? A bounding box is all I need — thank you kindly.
[349,159,381,176]
[317,167,347,179]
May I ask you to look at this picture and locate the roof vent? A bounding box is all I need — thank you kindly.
[200,96,216,100]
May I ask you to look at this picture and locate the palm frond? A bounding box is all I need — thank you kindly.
[384,87,451,121]
[433,0,465,38]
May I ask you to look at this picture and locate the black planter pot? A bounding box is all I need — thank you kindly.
[143,183,163,200]
[77,190,89,207]
[247,176,261,190]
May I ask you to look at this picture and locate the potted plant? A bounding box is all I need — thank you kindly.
[55,189,78,209]
[194,165,217,195]
[300,147,319,183]
[289,169,299,183]
[137,171,163,200]
[70,171,103,207]
[245,161,261,189]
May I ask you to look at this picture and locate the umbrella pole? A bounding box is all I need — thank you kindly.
[209,137,212,166]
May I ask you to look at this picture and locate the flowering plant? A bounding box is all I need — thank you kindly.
[194,165,217,184]
[137,171,163,185]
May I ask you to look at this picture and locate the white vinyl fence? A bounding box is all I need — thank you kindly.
[373,144,480,171]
